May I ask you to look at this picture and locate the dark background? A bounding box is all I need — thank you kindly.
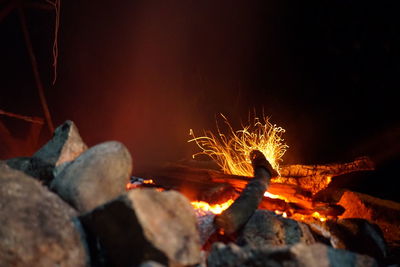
[1,1,399,201]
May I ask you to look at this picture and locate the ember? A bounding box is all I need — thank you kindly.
[191,199,234,215]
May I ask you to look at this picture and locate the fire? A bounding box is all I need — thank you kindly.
[311,211,327,222]
[264,191,289,201]
[191,199,234,214]
[189,114,288,176]
[189,114,331,222]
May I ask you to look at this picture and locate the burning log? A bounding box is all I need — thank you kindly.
[136,157,374,201]
[214,150,275,235]
[133,161,348,222]
[275,157,375,193]
[279,157,374,178]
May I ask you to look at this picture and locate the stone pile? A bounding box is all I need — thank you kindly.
[0,121,398,266]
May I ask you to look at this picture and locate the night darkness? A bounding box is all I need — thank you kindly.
[1,1,399,201]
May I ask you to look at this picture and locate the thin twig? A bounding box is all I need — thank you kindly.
[18,7,54,133]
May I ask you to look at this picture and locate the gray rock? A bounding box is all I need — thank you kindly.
[139,260,166,267]
[7,156,54,185]
[6,121,87,185]
[0,162,88,267]
[207,242,295,267]
[326,218,387,261]
[290,242,378,267]
[207,242,378,267]
[50,141,132,212]
[79,189,201,267]
[237,210,316,248]
[34,120,88,166]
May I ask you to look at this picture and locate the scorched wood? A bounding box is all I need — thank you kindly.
[214,150,276,235]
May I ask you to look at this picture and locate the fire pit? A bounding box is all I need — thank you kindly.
[1,119,399,266]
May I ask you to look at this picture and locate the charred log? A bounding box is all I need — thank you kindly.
[135,157,375,201]
[213,150,273,235]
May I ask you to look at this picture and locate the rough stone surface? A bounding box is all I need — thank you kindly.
[338,190,400,246]
[207,242,378,267]
[0,162,88,267]
[6,121,87,185]
[34,120,88,166]
[50,141,132,213]
[237,210,316,248]
[290,242,378,267]
[139,260,167,267]
[79,189,201,267]
[207,242,294,267]
[329,218,387,261]
[6,156,54,184]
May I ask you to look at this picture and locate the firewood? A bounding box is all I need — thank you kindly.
[135,157,375,200]
[279,157,374,177]
[213,150,272,235]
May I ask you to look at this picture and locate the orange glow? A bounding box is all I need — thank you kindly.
[126,179,156,190]
[191,199,234,214]
[311,211,327,222]
[189,114,288,177]
[189,114,331,222]
[263,191,290,202]
[126,183,138,190]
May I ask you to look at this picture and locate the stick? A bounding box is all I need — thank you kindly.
[18,7,54,133]
[213,150,272,235]
[0,109,44,124]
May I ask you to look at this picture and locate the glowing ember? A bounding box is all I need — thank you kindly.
[126,178,156,190]
[264,191,288,201]
[311,211,327,222]
[191,199,234,214]
[189,114,288,177]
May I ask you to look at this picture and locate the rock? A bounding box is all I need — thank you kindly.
[50,141,132,212]
[207,242,293,267]
[6,121,87,185]
[290,242,378,267]
[196,212,217,246]
[237,210,315,248]
[33,120,87,166]
[0,162,88,267]
[327,218,387,261]
[207,242,378,267]
[338,190,400,246]
[79,189,201,267]
[7,156,54,185]
[139,261,166,267]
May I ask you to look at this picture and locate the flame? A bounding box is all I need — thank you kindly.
[191,199,234,214]
[188,114,331,222]
[311,211,327,222]
[263,191,289,202]
[189,114,288,176]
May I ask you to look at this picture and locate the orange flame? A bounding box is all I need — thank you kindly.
[191,199,234,214]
